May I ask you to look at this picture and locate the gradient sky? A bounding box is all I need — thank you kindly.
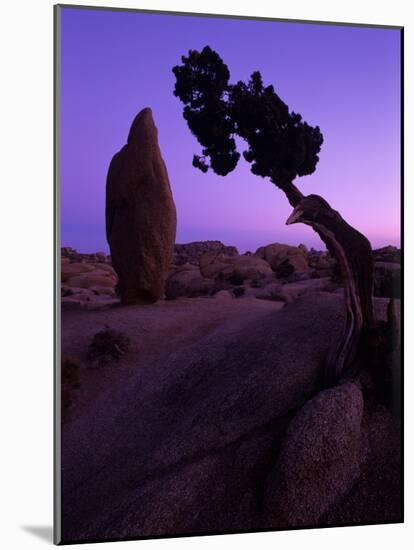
[60,7,401,253]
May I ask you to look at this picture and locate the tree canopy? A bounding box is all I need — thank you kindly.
[172,46,324,189]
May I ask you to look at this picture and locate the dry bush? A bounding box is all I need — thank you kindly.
[87,329,130,366]
[232,286,245,298]
[62,356,81,412]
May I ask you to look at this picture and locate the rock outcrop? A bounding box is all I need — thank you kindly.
[174,241,238,266]
[200,252,273,282]
[374,261,401,299]
[106,108,177,304]
[61,250,119,310]
[166,264,213,299]
[264,382,364,527]
[255,242,309,277]
[256,277,334,303]
[373,245,401,264]
[60,292,401,541]
[61,293,344,540]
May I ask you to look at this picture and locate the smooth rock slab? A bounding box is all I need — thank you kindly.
[61,293,345,541]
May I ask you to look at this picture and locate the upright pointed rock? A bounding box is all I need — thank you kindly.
[106,108,177,304]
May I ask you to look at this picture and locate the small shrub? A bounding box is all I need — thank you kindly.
[87,329,130,365]
[209,279,232,295]
[232,286,245,298]
[250,279,262,288]
[275,259,294,279]
[62,357,81,412]
[267,288,284,302]
[374,269,401,299]
[227,274,245,286]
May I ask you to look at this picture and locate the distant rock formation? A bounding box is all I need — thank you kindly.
[60,242,401,308]
[166,263,213,299]
[373,245,400,264]
[371,246,400,299]
[199,252,273,281]
[173,240,238,266]
[106,108,177,304]
[61,248,118,310]
[255,242,309,277]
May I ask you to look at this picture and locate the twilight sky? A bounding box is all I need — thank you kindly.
[60,7,401,253]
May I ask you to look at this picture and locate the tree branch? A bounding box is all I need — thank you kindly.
[286,194,375,383]
[275,180,304,208]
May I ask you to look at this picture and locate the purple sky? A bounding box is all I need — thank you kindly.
[60,7,401,253]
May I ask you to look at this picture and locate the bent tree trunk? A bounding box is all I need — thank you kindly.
[279,180,375,383]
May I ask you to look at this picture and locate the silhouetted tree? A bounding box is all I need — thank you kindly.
[172,46,323,206]
[173,46,396,386]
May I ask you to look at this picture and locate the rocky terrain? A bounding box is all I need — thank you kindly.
[60,108,401,542]
[61,248,119,310]
[373,245,401,298]
[60,240,401,542]
[61,241,401,310]
[60,289,401,541]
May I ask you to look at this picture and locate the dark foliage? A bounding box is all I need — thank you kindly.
[250,277,266,288]
[275,259,295,279]
[208,279,233,295]
[362,299,401,412]
[232,286,246,298]
[173,46,323,188]
[374,267,401,299]
[172,46,240,176]
[62,357,81,412]
[226,274,245,286]
[87,329,131,365]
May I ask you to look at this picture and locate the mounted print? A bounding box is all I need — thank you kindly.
[54,4,403,544]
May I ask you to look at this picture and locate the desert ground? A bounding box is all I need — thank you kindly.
[60,241,401,542]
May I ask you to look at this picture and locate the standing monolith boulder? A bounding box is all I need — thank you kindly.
[106,108,177,304]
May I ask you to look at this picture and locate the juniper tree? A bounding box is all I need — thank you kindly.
[172,46,323,206]
[172,46,389,384]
